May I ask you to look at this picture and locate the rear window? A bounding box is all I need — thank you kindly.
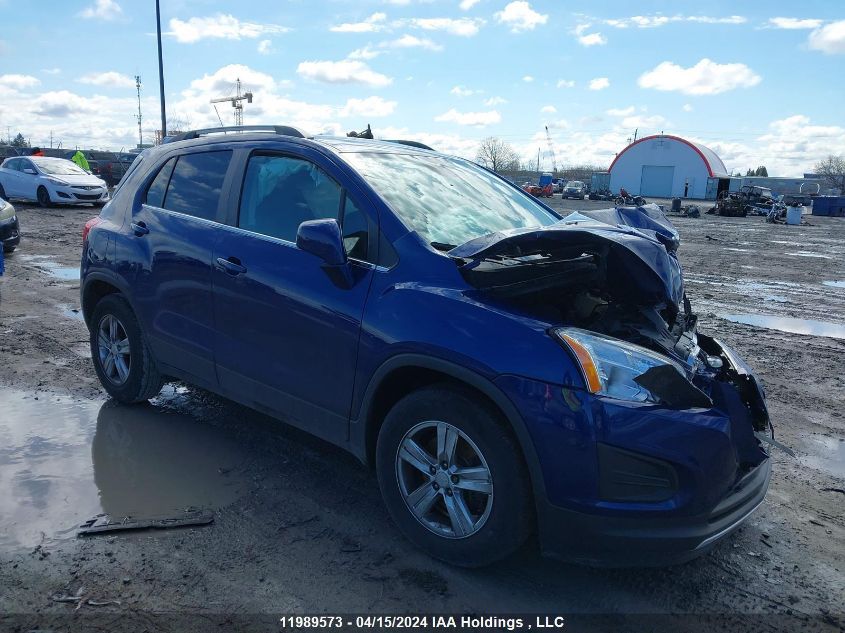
[162,151,232,221]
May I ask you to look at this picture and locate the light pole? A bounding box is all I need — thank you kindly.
[156,0,167,139]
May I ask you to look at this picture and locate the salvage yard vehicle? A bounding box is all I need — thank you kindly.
[80,125,773,567]
[0,196,20,252]
[0,156,109,207]
[562,180,586,200]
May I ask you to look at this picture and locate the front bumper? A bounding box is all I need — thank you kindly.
[494,337,771,566]
[51,184,109,205]
[0,214,20,249]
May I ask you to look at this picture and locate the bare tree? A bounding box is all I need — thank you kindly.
[813,155,845,193]
[475,137,519,172]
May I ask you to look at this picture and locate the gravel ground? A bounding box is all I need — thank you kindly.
[0,198,843,632]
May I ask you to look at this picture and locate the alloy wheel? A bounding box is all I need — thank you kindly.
[97,314,131,385]
[395,420,494,539]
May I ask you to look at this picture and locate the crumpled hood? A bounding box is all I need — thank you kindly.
[449,206,684,308]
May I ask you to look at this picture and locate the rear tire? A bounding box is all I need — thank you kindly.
[37,186,52,207]
[90,294,164,403]
[0,183,7,200]
[376,384,533,567]
[3,244,15,253]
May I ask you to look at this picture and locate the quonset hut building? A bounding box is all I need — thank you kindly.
[608,134,730,200]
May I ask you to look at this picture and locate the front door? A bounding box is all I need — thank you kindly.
[212,150,375,443]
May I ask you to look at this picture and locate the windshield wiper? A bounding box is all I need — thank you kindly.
[431,241,457,252]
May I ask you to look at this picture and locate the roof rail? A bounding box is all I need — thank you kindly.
[164,125,307,144]
[385,139,434,151]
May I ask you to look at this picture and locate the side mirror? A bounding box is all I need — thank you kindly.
[296,218,347,265]
[23,168,37,175]
[296,219,354,288]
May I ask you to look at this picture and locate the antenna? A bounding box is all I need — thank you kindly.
[135,75,143,147]
[210,77,254,127]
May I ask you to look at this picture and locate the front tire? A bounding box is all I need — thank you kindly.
[376,384,533,567]
[37,186,52,207]
[90,294,164,403]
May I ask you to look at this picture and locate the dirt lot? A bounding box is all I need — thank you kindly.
[0,198,843,632]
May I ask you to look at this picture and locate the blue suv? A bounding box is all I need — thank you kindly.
[80,126,772,567]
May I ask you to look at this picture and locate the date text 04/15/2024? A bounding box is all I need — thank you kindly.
[278,616,568,630]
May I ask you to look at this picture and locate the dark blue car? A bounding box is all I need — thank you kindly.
[80,126,772,567]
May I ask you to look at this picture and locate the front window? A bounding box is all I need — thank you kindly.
[35,159,88,176]
[343,152,558,248]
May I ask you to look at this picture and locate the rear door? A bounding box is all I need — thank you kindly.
[211,149,376,443]
[130,149,234,386]
[1,159,22,197]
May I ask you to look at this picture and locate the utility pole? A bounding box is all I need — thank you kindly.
[135,75,143,148]
[49,130,53,148]
[156,0,167,138]
[536,147,540,172]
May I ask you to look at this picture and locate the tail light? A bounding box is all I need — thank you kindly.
[83,216,103,242]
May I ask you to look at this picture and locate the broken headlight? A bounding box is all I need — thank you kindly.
[553,327,687,403]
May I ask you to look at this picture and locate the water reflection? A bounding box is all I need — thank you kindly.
[0,389,252,549]
[720,314,845,340]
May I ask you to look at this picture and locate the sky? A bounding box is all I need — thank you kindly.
[1,0,843,175]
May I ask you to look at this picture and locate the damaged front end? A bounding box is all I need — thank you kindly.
[450,204,773,466]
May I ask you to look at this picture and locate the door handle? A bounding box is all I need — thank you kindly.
[215,256,247,275]
[131,221,149,236]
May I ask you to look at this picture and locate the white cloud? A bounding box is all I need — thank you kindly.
[450,85,477,97]
[638,58,761,95]
[167,14,289,43]
[79,0,122,21]
[435,108,501,126]
[578,32,606,46]
[683,103,693,112]
[338,96,397,118]
[808,20,845,54]
[589,77,610,90]
[0,74,41,90]
[766,17,823,30]
[605,14,746,28]
[297,60,392,87]
[257,39,273,55]
[384,34,443,50]
[79,71,136,88]
[541,105,557,113]
[42,68,62,75]
[331,12,387,33]
[522,75,534,82]
[495,1,548,33]
[547,119,570,129]
[606,106,635,116]
[484,96,507,106]
[406,17,483,36]
[556,79,575,88]
[459,0,480,9]
[348,45,381,60]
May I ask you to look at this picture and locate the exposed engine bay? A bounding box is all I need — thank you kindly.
[448,205,772,442]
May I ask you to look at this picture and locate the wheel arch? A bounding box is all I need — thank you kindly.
[81,272,138,329]
[353,354,547,502]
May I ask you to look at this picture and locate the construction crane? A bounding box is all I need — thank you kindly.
[544,125,558,173]
[210,78,253,127]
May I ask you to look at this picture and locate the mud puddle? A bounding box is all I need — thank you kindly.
[785,251,832,259]
[17,255,79,281]
[0,388,253,549]
[58,304,84,321]
[823,280,845,289]
[720,314,845,340]
[801,435,845,478]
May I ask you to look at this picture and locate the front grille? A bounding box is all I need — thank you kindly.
[74,193,101,201]
[75,186,101,191]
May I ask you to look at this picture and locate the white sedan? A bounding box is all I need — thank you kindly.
[0,156,109,207]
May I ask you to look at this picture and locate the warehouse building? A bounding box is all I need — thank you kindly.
[608,134,730,200]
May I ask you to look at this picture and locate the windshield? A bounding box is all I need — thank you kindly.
[36,159,88,176]
[344,152,559,247]
[567,181,583,188]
